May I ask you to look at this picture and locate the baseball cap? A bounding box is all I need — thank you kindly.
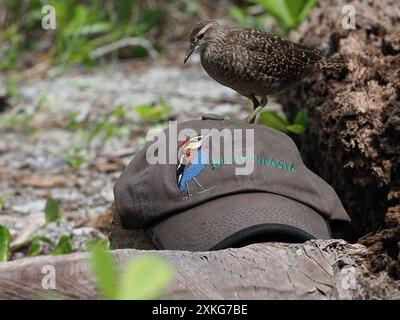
[114,114,351,251]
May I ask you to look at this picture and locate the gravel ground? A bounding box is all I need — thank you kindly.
[0,57,284,259]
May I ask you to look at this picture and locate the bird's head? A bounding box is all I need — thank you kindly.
[184,20,221,64]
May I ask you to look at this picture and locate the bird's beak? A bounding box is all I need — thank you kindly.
[184,44,196,64]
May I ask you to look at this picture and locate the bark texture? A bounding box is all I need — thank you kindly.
[0,240,399,300]
[285,0,400,279]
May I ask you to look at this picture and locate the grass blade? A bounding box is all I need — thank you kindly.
[0,225,11,262]
[45,197,61,223]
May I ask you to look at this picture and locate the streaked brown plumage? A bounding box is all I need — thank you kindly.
[184,20,343,123]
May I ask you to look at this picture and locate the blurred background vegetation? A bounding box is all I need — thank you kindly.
[0,0,318,73]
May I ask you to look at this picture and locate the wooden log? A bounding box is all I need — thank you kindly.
[0,240,399,300]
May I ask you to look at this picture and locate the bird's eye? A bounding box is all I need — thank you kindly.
[197,33,204,40]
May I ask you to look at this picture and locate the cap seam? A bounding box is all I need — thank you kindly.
[145,189,329,229]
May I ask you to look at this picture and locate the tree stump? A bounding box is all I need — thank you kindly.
[284,0,400,279]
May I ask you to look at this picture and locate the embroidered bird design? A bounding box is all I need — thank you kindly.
[177,135,214,199]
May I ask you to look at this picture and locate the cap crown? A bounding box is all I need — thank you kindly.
[114,118,349,229]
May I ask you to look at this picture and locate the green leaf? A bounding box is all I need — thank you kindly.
[135,101,171,123]
[297,0,318,23]
[51,235,73,256]
[90,245,118,300]
[32,236,53,244]
[252,0,296,29]
[45,197,61,223]
[117,255,173,300]
[86,237,110,251]
[252,0,317,31]
[294,108,308,127]
[133,8,165,36]
[0,225,10,262]
[259,111,290,132]
[285,0,307,20]
[287,124,306,134]
[28,239,42,257]
[28,236,53,257]
[229,6,247,23]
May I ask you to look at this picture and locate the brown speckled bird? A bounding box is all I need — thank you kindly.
[184,20,343,123]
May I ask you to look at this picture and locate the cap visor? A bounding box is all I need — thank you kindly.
[149,193,331,251]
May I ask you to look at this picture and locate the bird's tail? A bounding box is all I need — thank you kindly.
[319,57,346,71]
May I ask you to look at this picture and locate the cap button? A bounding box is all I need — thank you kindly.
[201,113,225,121]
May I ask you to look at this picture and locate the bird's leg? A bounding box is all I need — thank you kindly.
[193,177,206,191]
[250,95,260,109]
[245,95,268,124]
[243,95,259,123]
[185,181,192,199]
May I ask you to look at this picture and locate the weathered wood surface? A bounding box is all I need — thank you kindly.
[0,240,399,300]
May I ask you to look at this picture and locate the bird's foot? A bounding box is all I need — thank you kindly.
[197,186,216,193]
[182,186,215,199]
[244,105,265,124]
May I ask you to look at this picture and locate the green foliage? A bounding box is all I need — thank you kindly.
[63,146,88,170]
[117,256,173,300]
[0,25,24,71]
[5,76,22,104]
[0,195,8,212]
[250,0,318,33]
[86,237,110,253]
[91,244,119,299]
[0,225,11,262]
[135,99,172,123]
[28,236,53,257]
[83,106,132,147]
[1,113,35,134]
[260,108,308,134]
[294,108,308,128]
[90,245,173,300]
[27,239,42,257]
[49,0,112,66]
[66,105,132,151]
[1,0,165,69]
[260,111,290,132]
[62,104,136,170]
[229,6,267,29]
[44,197,62,223]
[0,77,37,135]
[286,124,306,134]
[47,0,163,67]
[51,234,73,256]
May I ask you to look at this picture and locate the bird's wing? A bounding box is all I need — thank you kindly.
[177,155,186,186]
[227,28,323,80]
